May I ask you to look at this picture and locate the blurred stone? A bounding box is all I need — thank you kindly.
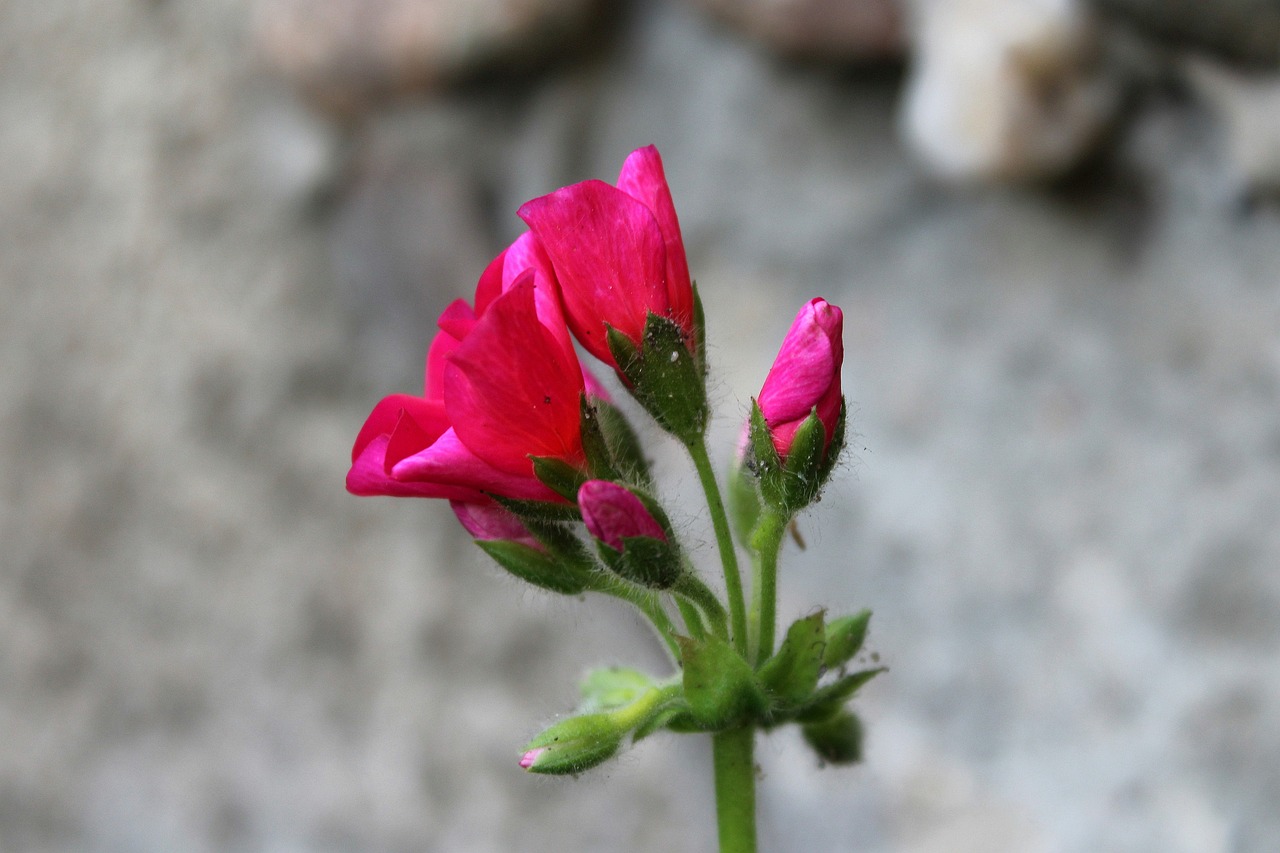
[253,0,604,115]
[900,0,1121,183]
[689,0,906,61]
[1093,0,1280,69]
[1185,58,1280,199]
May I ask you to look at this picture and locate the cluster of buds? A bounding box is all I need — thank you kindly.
[347,146,879,778]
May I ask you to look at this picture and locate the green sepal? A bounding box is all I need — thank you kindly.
[529,455,588,502]
[794,667,886,725]
[747,401,786,508]
[579,395,621,483]
[758,611,826,709]
[475,540,591,596]
[727,458,762,548]
[597,534,682,590]
[593,397,652,487]
[521,713,623,775]
[493,495,582,524]
[746,400,843,516]
[579,667,656,713]
[802,710,864,765]
[691,280,708,379]
[822,609,871,670]
[779,409,827,509]
[606,314,708,446]
[816,399,847,486]
[678,634,765,730]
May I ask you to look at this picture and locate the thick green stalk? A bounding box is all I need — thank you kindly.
[748,510,788,664]
[689,439,749,657]
[712,727,757,853]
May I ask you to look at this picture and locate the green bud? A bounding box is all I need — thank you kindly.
[606,314,708,446]
[823,610,872,670]
[579,667,656,714]
[802,710,864,765]
[678,634,765,729]
[596,535,682,590]
[758,612,826,709]
[795,667,886,724]
[519,713,624,775]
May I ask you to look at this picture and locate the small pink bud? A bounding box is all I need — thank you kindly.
[757,298,844,459]
[519,748,546,769]
[577,480,666,551]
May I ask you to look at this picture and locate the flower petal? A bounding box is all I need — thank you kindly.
[617,145,693,331]
[444,280,586,476]
[518,179,668,364]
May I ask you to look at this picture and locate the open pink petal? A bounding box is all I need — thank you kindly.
[617,145,693,331]
[392,428,562,502]
[518,179,669,365]
[347,434,486,500]
[444,280,586,477]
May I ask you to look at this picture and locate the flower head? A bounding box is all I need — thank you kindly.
[517,145,695,367]
[757,298,844,459]
[578,480,667,551]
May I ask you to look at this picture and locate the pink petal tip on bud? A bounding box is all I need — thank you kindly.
[757,297,844,459]
[519,748,546,770]
[577,480,666,551]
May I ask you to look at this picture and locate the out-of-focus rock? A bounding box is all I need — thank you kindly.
[900,0,1121,183]
[689,0,906,61]
[253,0,604,115]
[1185,58,1280,198]
[1092,0,1280,69]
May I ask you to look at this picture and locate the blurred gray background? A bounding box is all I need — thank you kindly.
[4,1,1280,851]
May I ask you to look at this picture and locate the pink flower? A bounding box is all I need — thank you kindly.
[577,480,667,551]
[757,298,844,459]
[517,145,694,367]
[346,237,593,502]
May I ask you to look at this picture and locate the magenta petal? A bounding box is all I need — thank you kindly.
[445,281,586,476]
[617,145,693,331]
[347,434,485,500]
[578,480,666,550]
[351,394,421,463]
[518,179,669,365]
[392,428,561,502]
[757,299,842,425]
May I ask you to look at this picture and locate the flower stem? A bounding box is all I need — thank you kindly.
[675,595,708,640]
[712,726,757,853]
[748,510,788,664]
[674,573,729,640]
[688,439,750,657]
[598,578,681,661]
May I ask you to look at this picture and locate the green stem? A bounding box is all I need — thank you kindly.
[689,439,749,657]
[597,578,681,661]
[748,510,788,664]
[674,573,729,640]
[675,595,708,640]
[712,726,757,853]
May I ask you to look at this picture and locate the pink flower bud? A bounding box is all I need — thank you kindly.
[450,501,542,550]
[577,480,666,551]
[518,748,546,769]
[757,298,844,459]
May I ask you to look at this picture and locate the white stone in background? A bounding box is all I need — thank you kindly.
[1184,58,1280,198]
[900,0,1120,182]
